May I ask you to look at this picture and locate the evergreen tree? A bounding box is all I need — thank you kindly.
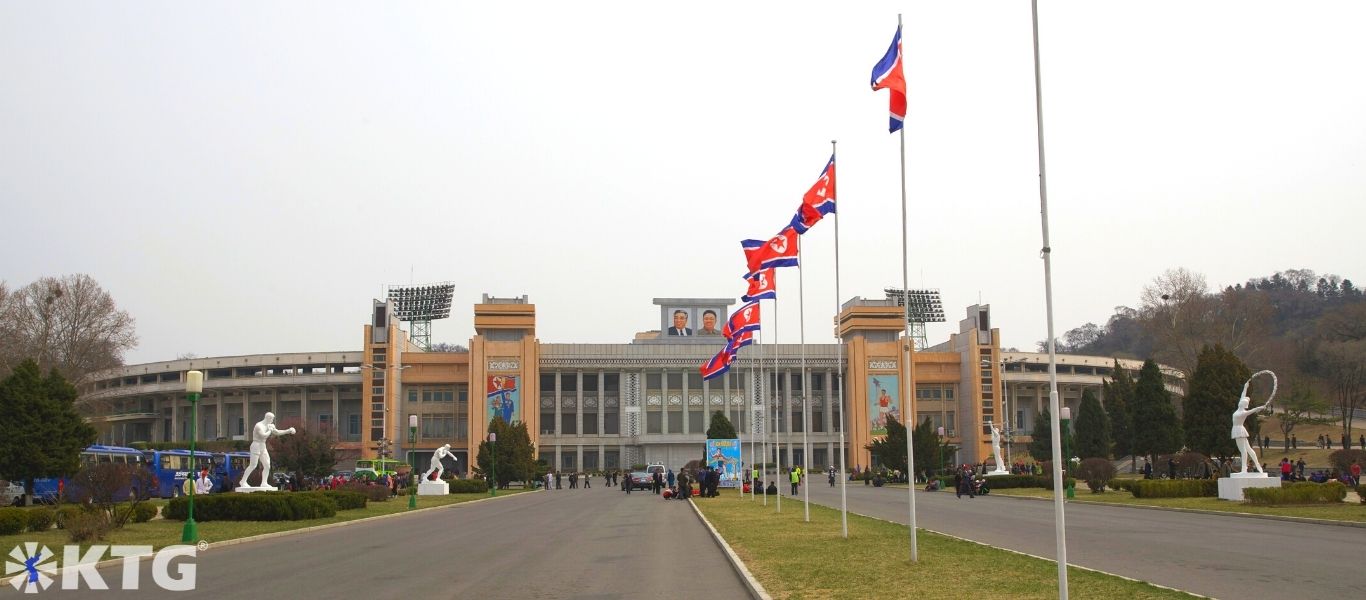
[912,417,946,476]
[1074,388,1112,459]
[1029,408,1075,462]
[1106,360,1136,462]
[1130,359,1183,462]
[0,359,97,504]
[705,411,737,440]
[475,416,537,486]
[1183,345,1251,457]
[865,414,908,473]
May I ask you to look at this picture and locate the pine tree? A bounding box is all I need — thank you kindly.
[1106,361,1136,463]
[1130,359,1183,462]
[0,360,97,504]
[476,416,537,486]
[1183,345,1251,457]
[1074,388,1112,459]
[705,411,737,440]
[911,417,946,476]
[1029,409,1053,462]
[865,414,908,473]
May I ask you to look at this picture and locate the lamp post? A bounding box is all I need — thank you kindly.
[182,371,203,543]
[488,432,497,497]
[1060,406,1074,499]
[408,414,419,509]
[937,426,946,476]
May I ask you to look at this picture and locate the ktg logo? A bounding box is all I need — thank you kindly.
[6,542,198,593]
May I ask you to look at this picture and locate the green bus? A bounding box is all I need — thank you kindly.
[354,458,402,478]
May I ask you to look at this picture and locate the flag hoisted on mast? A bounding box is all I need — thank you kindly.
[830,140,849,538]
[871,14,918,563]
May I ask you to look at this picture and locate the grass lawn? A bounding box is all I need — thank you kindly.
[1,491,525,567]
[989,487,1366,522]
[693,492,1195,600]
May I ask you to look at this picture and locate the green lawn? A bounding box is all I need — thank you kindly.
[1,491,525,567]
[692,492,1196,599]
[989,487,1366,522]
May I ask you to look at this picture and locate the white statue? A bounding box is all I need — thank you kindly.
[989,424,1008,474]
[238,412,296,490]
[1232,371,1277,475]
[423,444,457,481]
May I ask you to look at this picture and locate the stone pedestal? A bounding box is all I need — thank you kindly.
[418,480,449,496]
[234,485,278,494]
[985,469,1011,477]
[1218,473,1281,501]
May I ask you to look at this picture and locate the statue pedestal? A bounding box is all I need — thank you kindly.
[985,469,1011,477]
[234,485,278,494]
[1218,473,1280,501]
[418,480,449,496]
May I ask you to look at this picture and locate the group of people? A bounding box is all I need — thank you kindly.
[541,470,595,490]
[1281,458,1361,486]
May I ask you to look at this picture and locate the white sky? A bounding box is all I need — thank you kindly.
[3,2,1363,365]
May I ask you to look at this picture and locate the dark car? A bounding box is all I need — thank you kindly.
[628,471,653,490]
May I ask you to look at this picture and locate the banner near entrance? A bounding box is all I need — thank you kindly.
[487,375,520,424]
[706,438,743,488]
[867,375,901,436]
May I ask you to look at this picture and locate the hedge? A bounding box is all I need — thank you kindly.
[164,492,336,521]
[338,482,392,502]
[25,509,57,532]
[316,490,367,510]
[447,479,488,494]
[115,503,159,523]
[0,508,26,535]
[1244,481,1347,505]
[55,505,86,529]
[1129,479,1219,498]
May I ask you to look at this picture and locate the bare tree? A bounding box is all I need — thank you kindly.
[1,274,137,383]
[1315,339,1366,438]
[1140,268,1271,379]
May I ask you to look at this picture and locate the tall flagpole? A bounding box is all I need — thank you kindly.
[750,346,756,501]
[833,139,849,538]
[774,296,782,513]
[799,234,811,522]
[760,328,768,507]
[1032,1,1068,597]
[895,11,920,564]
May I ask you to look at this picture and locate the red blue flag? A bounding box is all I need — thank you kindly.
[789,155,837,234]
[871,25,907,133]
[722,301,762,339]
[741,268,777,303]
[741,227,800,277]
[726,328,755,353]
[701,348,732,380]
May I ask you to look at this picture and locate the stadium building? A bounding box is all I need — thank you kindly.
[76,294,1183,474]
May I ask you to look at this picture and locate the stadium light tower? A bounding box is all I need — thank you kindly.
[387,282,455,351]
[884,288,946,351]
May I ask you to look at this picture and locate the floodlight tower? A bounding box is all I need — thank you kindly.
[387,283,455,351]
[884,288,946,351]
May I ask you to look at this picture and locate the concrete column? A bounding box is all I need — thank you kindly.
[576,370,584,438]
[300,385,308,425]
[554,371,562,437]
[680,368,688,436]
[332,387,341,437]
[783,370,793,465]
[271,388,279,419]
[575,444,583,472]
[824,369,834,436]
[683,371,692,436]
[215,393,225,441]
[171,397,178,443]
[597,369,605,438]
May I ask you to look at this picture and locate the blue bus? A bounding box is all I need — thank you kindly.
[32,445,147,502]
[143,449,216,498]
[214,451,252,492]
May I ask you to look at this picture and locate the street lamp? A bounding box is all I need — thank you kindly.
[488,432,497,497]
[182,371,203,544]
[1060,406,1074,499]
[408,413,419,509]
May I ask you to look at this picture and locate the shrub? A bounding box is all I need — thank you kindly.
[1109,479,1138,493]
[25,509,57,532]
[1076,458,1117,493]
[0,508,26,536]
[315,490,367,510]
[1327,449,1366,474]
[1130,479,1219,498]
[1358,484,1365,504]
[447,479,488,494]
[1244,481,1347,505]
[974,474,1039,489]
[339,482,392,502]
[54,505,86,529]
[164,492,337,522]
[65,512,109,543]
[114,503,158,524]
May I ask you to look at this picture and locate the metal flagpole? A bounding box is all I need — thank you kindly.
[799,234,811,522]
[760,328,768,507]
[833,139,849,538]
[750,348,756,501]
[1031,1,1068,596]
[774,296,782,513]
[896,12,920,564]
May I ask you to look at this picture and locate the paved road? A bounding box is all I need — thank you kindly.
[802,480,1357,599]
[39,488,746,599]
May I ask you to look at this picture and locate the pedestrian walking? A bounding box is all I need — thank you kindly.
[789,468,800,496]
[569,472,578,489]
[556,471,563,489]
[584,473,591,488]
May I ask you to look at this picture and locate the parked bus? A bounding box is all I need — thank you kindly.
[143,449,215,498]
[31,445,147,502]
[214,451,252,491]
[354,458,401,479]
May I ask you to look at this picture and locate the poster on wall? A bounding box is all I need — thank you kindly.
[487,375,520,424]
[666,307,694,336]
[867,375,900,436]
[705,438,743,488]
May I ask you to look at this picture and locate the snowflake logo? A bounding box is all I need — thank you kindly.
[6,543,56,594]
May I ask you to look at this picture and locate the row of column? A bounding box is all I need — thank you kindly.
[164,387,345,443]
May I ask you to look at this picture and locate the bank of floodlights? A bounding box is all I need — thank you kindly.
[387,282,455,321]
[884,287,946,323]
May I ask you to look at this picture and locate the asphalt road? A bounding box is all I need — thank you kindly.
[802,479,1359,599]
[35,487,747,599]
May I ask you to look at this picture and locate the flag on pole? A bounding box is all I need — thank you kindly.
[701,348,732,380]
[726,327,756,353]
[870,25,907,133]
[741,227,800,277]
[789,155,837,234]
[741,268,778,303]
[722,301,762,339]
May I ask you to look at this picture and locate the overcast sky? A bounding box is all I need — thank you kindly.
[3,2,1363,366]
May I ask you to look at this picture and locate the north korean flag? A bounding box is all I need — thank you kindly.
[726,328,755,354]
[741,227,800,278]
[789,155,836,234]
[741,269,777,303]
[700,348,733,380]
[721,301,762,340]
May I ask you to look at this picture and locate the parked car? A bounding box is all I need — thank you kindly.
[1,480,25,506]
[628,471,653,490]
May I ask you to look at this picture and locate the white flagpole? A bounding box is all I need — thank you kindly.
[760,327,768,507]
[833,139,849,538]
[1031,1,1068,597]
[750,346,756,501]
[895,12,920,564]
[799,234,811,522]
[774,296,782,513]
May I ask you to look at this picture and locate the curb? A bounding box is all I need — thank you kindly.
[687,499,772,600]
[37,490,535,581]
[988,489,1366,529]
